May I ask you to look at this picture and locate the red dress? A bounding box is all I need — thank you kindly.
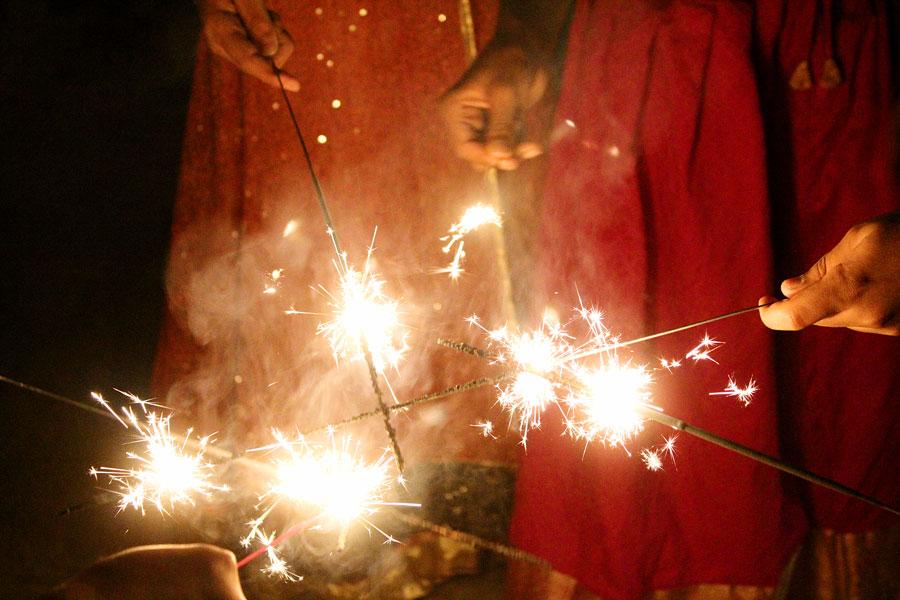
[509,1,899,599]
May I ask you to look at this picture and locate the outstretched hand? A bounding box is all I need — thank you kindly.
[760,212,900,335]
[198,0,299,91]
[50,544,247,600]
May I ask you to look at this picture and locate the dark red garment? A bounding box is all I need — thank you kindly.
[509,1,899,599]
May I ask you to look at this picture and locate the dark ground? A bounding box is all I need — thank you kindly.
[0,2,200,596]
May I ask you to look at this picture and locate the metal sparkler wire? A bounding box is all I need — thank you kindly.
[271,62,404,473]
[568,302,775,361]
[640,408,900,517]
[300,374,509,437]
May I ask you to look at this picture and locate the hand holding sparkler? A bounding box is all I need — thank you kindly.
[44,544,246,600]
[198,0,299,91]
[760,211,900,335]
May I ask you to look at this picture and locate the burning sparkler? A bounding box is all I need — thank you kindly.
[287,230,407,375]
[240,430,418,578]
[88,391,228,515]
[438,203,502,280]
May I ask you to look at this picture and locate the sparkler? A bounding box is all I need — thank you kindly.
[272,63,407,473]
[438,203,502,280]
[239,431,418,577]
[441,303,900,515]
[88,391,228,515]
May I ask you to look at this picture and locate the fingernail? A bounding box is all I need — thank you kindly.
[782,275,804,290]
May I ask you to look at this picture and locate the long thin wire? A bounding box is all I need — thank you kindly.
[641,408,900,517]
[569,302,774,361]
[273,63,339,252]
[271,62,403,472]
[0,374,112,419]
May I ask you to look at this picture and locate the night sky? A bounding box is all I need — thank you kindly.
[1,2,201,595]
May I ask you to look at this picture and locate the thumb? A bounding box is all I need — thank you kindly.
[780,256,826,297]
[484,83,521,170]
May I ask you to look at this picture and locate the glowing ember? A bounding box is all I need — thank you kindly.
[89,391,227,515]
[438,203,502,279]
[263,268,284,295]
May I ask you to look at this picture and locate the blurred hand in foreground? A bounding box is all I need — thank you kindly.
[441,43,547,171]
[48,544,247,600]
[440,1,573,171]
[198,0,299,91]
[760,212,900,335]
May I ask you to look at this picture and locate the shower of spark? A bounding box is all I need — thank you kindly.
[287,230,407,374]
[241,430,418,578]
[563,357,654,449]
[88,391,228,515]
[468,314,572,447]
[467,305,747,458]
[709,376,757,406]
[438,203,502,279]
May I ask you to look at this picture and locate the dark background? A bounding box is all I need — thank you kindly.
[0,1,201,596]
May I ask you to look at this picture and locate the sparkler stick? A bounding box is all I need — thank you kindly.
[569,302,774,361]
[640,408,900,517]
[301,375,508,436]
[390,509,548,566]
[272,64,404,473]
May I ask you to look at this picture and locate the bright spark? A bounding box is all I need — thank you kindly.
[709,375,757,406]
[282,220,299,237]
[249,530,303,582]
[641,448,663,471]
[471,420,497,439]
[89,391,227,515]
[242,431,418,578]
[685,334,723,364]
[438,203,502,280]
[564,357,653,449]
[289,230,407,373]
